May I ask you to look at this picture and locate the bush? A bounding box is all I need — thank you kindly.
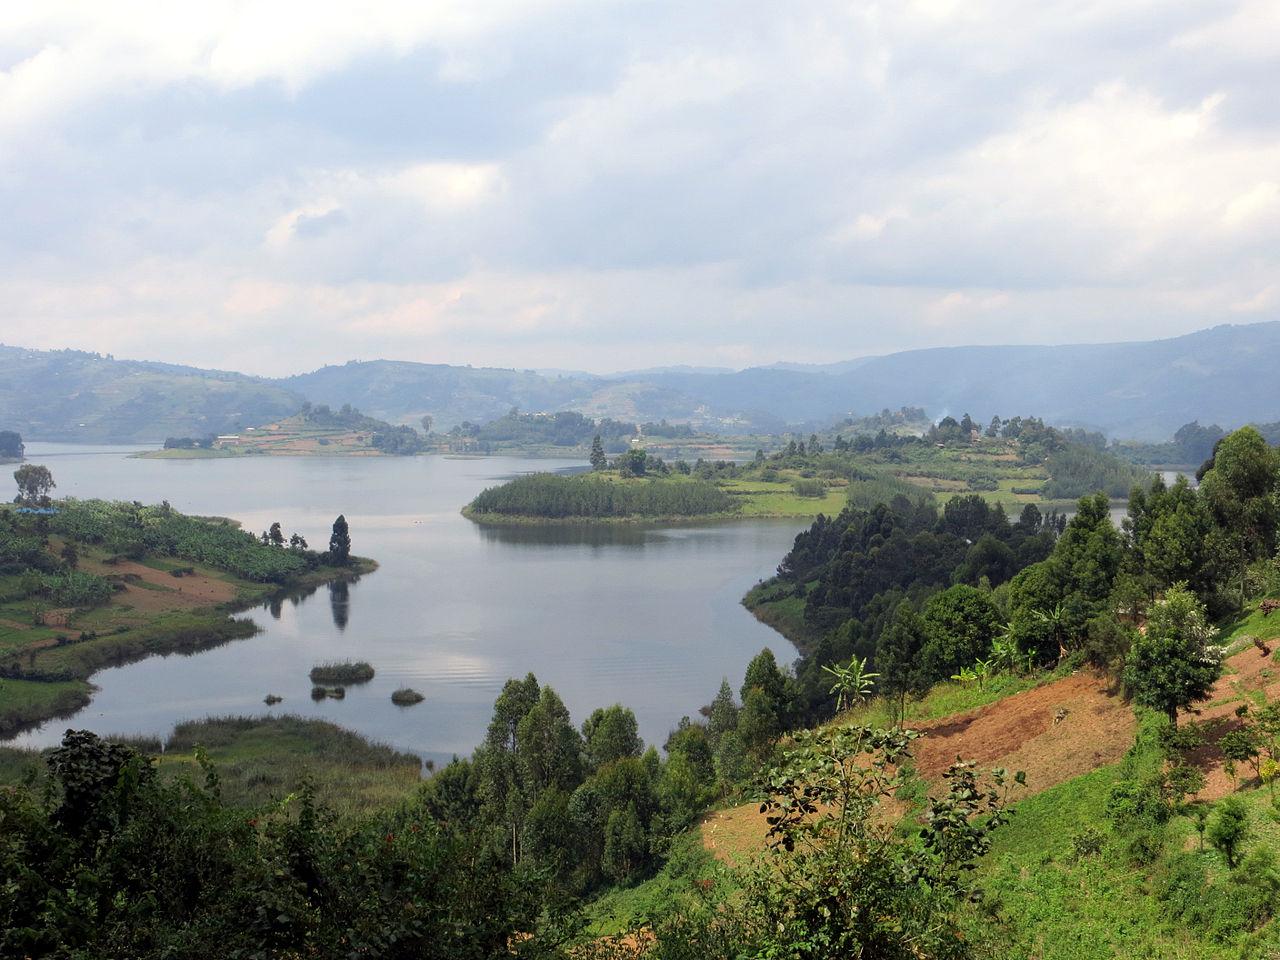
[391,687,425,705]
[791,478,826,498]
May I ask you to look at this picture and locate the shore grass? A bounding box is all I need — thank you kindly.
[391,687,425,705]
[1,716,423,814]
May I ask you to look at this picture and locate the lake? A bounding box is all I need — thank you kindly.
[5,445,803,766]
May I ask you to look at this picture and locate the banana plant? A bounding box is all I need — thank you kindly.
[823,656,879,713]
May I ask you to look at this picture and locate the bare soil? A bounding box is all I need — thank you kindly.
[702,669,1137,863]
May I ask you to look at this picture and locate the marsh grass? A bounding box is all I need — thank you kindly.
[308,660,374,684]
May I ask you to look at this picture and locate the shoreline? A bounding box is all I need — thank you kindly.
[0,556,377,740]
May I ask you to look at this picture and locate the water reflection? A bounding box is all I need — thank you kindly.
[4,452,801,764]
[475,522,655,548]
[329,580,350,631]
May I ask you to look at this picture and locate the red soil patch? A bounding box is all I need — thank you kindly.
[910,671,1135,798]
[702,670,1136,863]
[1174,645,1280,800]
[80,557,238,612]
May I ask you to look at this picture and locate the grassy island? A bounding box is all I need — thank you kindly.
[464,416,1149,524]
[0,497,374,737]
[309,660,375,684]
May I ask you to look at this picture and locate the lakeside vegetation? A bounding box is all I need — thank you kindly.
[464,412,1146,524]
[0,470,372,736]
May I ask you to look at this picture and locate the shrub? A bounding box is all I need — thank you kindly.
[391,688,425,705]
[791,478,826,498]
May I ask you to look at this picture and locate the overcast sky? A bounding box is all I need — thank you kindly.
[1,1,1277,376]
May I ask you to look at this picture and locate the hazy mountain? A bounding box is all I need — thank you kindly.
[6,323,1280,442]
[282,360,602,430]
[0,345,301,443]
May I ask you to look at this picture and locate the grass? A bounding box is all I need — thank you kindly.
[159,715,422,812]
[309,660,375,684]
[0,677,92,738]
[961,711,1280,958]
[0,716,423,814]
[721,478,848,517]
[582,832,728,938]
[740,579,822,653]
[835,670,1056,730]
[391,687,425,705]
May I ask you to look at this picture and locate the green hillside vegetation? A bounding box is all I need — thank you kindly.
[3,427,1278,957]
[0,484,372,736]
[464,413,1143,523]
[0,345,300,442]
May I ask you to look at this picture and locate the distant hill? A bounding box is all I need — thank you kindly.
[281,360,602,431]
[0,345,301,443]
[6,322,1280,442]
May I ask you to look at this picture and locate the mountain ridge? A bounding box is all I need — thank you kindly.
[3,322,1278,442]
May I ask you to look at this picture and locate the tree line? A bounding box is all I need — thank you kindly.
[468,472,734,519]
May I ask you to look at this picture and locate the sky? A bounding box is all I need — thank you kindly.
[1,1,1277,377]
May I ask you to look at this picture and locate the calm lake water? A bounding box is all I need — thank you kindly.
[5,445,802,766]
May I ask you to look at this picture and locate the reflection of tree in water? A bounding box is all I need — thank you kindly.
[329,580,350,631]
[259,575,361,631]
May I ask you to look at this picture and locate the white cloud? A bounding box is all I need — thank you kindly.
[0,1,1277,373]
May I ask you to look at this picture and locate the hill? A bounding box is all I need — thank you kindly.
[8,322,1280,442]
[0,345,301,443]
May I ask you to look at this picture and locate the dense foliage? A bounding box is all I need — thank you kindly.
[763,426,1280,733]
[47,498,332,582]
[453,409,637,452]
[468,473,734,519]
[0,730,533,959]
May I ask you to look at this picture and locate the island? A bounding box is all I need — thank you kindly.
[136,404,428,458]
[0,482,374,736]
[462,414,1150,524]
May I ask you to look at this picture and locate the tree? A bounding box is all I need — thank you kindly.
[582,705,643,769]
[589,435,607,471]
[601,803,647,882]
[1199,427,1280,606]
[268,521,285,547]
[13,464,55,506]
[0,430,23,459]
[516,687,584,794]
[1208,796,1250,868]
[742,724,1018,959]
[821,656,878,714]
[920,585,1002,684]
[876,602,929,724]
[328,514,351,565]
[616,448,647,478]
[1123,585,1222,727]
[707,679,739,750]
[420,414,433,435]
[289,532,308,550]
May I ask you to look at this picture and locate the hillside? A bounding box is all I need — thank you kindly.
[0,345,301,443]
[9,322,1280,442]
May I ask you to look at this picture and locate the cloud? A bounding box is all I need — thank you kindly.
[0,1,1277,375]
